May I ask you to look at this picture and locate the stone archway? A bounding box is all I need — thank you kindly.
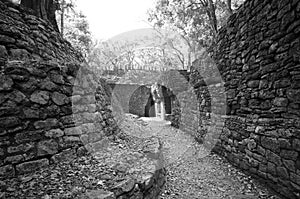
[144,94,155,117]
[150,82,174,120]
[128,85,151,117]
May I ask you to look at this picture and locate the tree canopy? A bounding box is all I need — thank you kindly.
[148,0,245,48]
[56,1,92,58]
[17,0,92,58]
[12,0,247,71]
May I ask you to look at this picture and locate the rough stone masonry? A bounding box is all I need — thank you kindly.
[0,0,119,178]
[171,0,300,198]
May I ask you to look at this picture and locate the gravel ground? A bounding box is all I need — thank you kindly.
[0,115,161,199]
[1,116,285,199]
[140,117,283,199]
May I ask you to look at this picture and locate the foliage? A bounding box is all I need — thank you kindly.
[10,0,92,57]
[148,0,245,49]
[87,33,190,74]
[146,0,245,70]
[56,0,92,58]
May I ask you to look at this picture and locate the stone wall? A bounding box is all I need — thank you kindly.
[0,2,167,198]
[109,83,149,115]
[0,0,119,178]
[109,70,191,119]
[0,0,84,63]
[129,85,152,117]
[185,0,300,198]
[0,60,119,178]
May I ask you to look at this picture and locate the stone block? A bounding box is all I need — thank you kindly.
[291,172,300,185]
[45,129,64,138]
[261,136,279,152]
[0,106,18,117]
[112,178,135,197]
[257,146,266,155]
[61,106,72,115]
[45,104,60,117]
[64,126,83,136]
[278,138,291,149]
[17,77,38,93]
[0,117,20,128]
[7,143,34,154]
[58,136,81,149]
[258,90,275,99]
[81,112,97,122]
[257,170,267,179]
[34,118,59,130]
[0,165,15,178]
[277,166,289,179]
[258,164,267,173]
[255,126,264,134]
[37,139,58,156]
[274,79,291,88]
[23,107,40,119]
[247,80,260,88]
[51,92,68,105]
[15,130,44,144]
[0,45,7,58]
[87,104,97,113]
[80,123,96,134]
[49,71,64,84]
[63,136,81,143]
[283,159,296,172]
[9,90,26,104]
[72,104,87,113]
[60,115,75,127]
[10,49,30,60]
[30,91,49,105]
[266,150,282,166]
[71,95,81,104]
[226,89,236,99]
[252,153,266,164]
[16,159,49,174]
[293,139,300,151]
[273,97,289,107]
[0,75,13,91]
[0,93,7,105]
[280,150,298,161]
[84,190,116,199]
[292,80,300,89]
[50,148,76,163]
[39,79,58,91]
[267,162,277,176]
[4,154,24,164]
[260,100,272,110]
[0,35,15,43]
[268,171,279,183]
[287,89,300,103]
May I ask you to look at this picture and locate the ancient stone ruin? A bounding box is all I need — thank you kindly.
[0,0,300,198]
[0,1,166,198]
[172,0,300,198]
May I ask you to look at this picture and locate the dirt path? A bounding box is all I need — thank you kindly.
[140,117,282,199]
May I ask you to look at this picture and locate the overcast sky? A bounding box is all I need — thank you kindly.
[76,0,155,41]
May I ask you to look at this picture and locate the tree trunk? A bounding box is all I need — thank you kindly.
[227,0,233,15]
[21,0,59,32]
[60,0,65,36]
[207,0,218,36]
